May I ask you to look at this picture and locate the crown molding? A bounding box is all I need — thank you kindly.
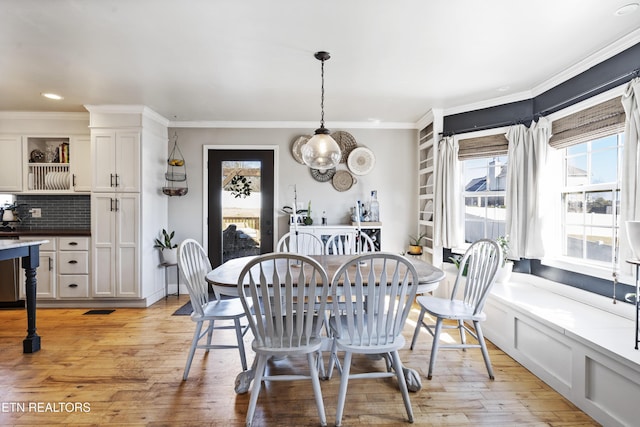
[531,27,640,97]
[170,120,418,130]
[83,104,170,127]
[441,29,640,119]
[0,111,89,121]
[443,90,534,117]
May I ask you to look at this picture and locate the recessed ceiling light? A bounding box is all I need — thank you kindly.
[614,3,639,15]
[41,92,63,100]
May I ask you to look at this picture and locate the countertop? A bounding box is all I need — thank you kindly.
[0,239,50,251]
[0,229,91,238]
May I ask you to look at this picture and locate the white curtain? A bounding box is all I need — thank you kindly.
[620,77,640,270]
[505,117,552,259]
[434,136,462,248]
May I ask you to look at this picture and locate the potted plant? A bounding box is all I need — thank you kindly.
[495,235,513,283]
[154,229,178,264]
[303,200,313,225]
[407,233,427,255]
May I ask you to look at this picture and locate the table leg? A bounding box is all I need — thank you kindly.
[23,266,41,353]
[636,264,640,350]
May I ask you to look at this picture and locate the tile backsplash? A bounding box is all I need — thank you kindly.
[15,195,90,230]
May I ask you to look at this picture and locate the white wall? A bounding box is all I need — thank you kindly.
[167,127,418,254]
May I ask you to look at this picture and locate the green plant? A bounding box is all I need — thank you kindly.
[448,254,468,276]
[496,235,510,267]
[154,229,177,251]
[409,233,428,246]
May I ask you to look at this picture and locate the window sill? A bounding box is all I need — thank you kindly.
[540,257,634,286]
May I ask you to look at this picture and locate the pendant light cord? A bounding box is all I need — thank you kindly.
[320,58,325,128]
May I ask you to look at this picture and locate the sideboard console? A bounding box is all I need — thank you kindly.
[289,224,382,251]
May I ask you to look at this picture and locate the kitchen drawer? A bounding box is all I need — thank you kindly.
[58,251,89,274]
[58,237,90,251]
[58,275,89,298]
[18,236,56,251]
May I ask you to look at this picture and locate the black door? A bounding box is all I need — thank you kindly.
[207,149,274,267]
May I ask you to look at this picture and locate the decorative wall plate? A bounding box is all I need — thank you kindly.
[331,131,357,163]
[310,167,336,182]
[332,170,357,192]
[291,135,310,165]
[347,146,376,175]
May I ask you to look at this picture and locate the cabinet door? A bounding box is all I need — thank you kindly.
[37,252,56,298]
[0,135,23,192]
[115,193,139,297]
[19,252,56,299]
[71,136,92,192]
[92,131,117,192]
[92,194,117,296]
[115,131,140,192]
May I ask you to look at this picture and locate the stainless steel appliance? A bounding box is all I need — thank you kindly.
[0,257,20,303]
[0,194,22,306]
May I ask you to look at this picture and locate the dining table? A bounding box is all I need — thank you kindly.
[206,254,445,296]
[205,253,446,393]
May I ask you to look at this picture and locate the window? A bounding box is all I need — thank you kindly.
[462,155,508,243]
[560,133,623,265]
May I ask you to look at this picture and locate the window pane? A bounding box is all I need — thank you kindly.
[565,225,583,258]
[465,220,485,244]
[591,134,618,150]
[561,133,623,265]
[463,156,507,192]
[565,193,583,223]
[590,148,617,184]
[586,191,612,215]
[566,154,587,186]
[222,160,261,263]
[567,144,587,155]
[464,196,505,241]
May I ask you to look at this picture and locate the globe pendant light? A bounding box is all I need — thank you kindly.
[302,51,341,170]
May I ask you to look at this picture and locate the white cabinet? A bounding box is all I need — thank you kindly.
[58,237,90,298]
[22,136,92,193]
[91,130,140,192]
[92,193,139,297]
[18,237,91,300]
[0,135,23,192]
[18,238,56,299]
[71,136,92,192]
[289,225,382,251]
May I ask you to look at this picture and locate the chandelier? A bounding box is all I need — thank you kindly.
[301,51,341,170]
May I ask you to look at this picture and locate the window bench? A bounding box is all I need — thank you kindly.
[459,267,640,427]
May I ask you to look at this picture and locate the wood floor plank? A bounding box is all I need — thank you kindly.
[0,297,600,426]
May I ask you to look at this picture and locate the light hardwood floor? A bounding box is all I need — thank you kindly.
[0,296,599,426]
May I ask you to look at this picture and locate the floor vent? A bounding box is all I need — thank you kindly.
[83,309,115,315]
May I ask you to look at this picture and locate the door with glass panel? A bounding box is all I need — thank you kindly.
[207,149,274,267]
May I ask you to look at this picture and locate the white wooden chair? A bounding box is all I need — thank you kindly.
[177,238,249,380]
[237,253,329,427]
[328,252,418,426]
[410,238,502,379]
[276,231,325,255]
[324,231,376,255]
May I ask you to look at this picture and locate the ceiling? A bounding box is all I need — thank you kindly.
[2,0,639,126]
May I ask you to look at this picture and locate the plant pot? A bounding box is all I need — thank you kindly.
[303,216,313,226]
[407,245,423,255]
[496,261,513,283]
[161,248,178,265]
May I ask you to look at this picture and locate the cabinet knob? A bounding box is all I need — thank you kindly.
[68,283,78,288]
[68,260,78,264]
[69,241,78,246]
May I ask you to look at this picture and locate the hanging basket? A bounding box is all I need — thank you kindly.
[163,132,188,196]
[162,187,188,196]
